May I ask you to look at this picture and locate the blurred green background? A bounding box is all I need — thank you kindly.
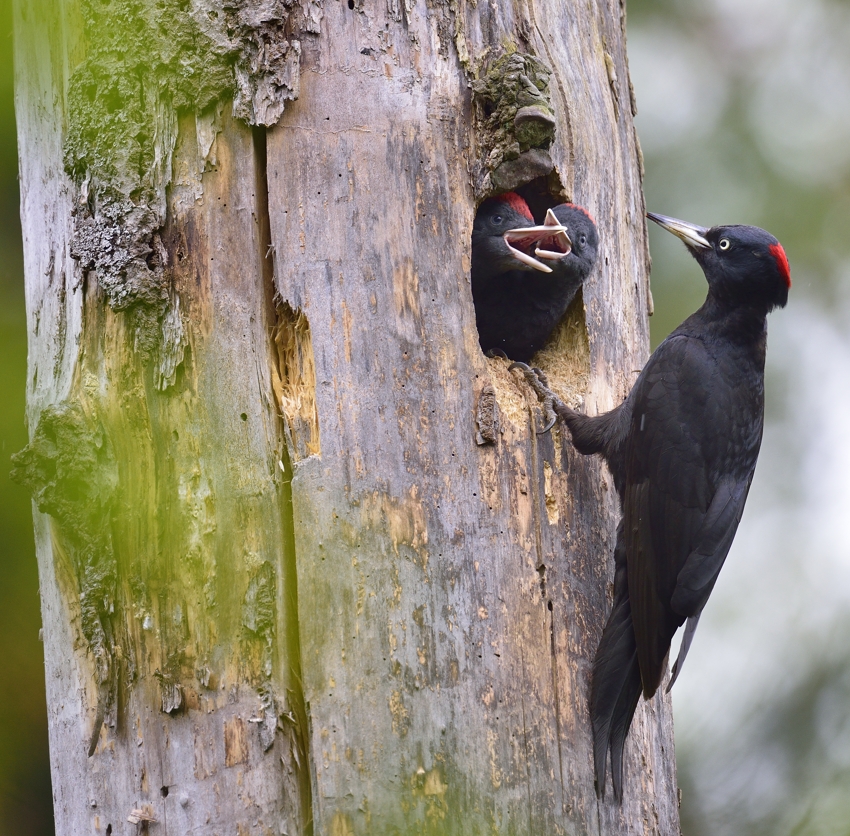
[1,0,849,833]
[631,0,850,834]
[0,0,54,834]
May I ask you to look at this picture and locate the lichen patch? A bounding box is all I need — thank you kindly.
[66,0,321,353]
[472,51,557,199]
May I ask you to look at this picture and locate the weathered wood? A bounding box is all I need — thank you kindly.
[264,3,676,834]
[15,2,308,830]
[14,0,679,833]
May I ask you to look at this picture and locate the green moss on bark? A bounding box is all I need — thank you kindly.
[66,0,316,352]
[11,402,119,746]
[472,51,558,198]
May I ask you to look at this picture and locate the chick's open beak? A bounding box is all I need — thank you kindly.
[534,207,573,261]
[503,215,568,273]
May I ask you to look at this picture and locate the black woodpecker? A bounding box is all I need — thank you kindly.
[514,213,790,798]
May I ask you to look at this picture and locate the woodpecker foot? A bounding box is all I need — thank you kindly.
[509,362,561,434]
[486,348,510,361]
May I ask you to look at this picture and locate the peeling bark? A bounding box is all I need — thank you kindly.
[14,0,678,833]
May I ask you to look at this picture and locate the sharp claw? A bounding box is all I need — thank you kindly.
[487,348,510,361]
[509,361,545,394]
[538,410,557,435]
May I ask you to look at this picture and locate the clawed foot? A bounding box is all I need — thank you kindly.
[486,348,511,361]
[509,362,560,434]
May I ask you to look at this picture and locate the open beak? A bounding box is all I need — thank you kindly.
[534,207,573,262]
[504,215,568,273]
[647,212,711,250]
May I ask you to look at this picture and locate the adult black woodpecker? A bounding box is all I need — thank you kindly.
[471,195,599,362]
[514,213,791,798]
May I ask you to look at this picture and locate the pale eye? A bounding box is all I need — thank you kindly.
[719,238,731,250]
[580,234,587,246]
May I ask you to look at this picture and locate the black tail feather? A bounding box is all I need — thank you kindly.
[590,594,642,798]
[607,651,642,800]
[666,613,700,693]
[590,523,643,799]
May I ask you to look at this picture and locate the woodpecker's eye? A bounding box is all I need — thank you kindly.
[719,238,731,251]
[492,214,503,225]
[579,234,587,246]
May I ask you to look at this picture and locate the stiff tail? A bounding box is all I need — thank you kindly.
[666,614,701,693]
[590,523,642,799]
[590,595,642,799]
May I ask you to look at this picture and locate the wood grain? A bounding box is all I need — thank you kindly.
[265,2,677,834]
[15,0,679,832]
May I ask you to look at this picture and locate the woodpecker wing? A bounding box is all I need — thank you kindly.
[623,334,757,698]
[664,475,752,689]
[672,476,750,614]
[666,614,700,693]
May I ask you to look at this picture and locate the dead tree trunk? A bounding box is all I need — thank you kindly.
[13,0,678,833]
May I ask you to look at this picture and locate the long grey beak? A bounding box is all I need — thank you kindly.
[647,212,711,250]
[504,219,568,273]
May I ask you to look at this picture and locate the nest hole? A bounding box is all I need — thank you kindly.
[512,173,568,221]
[471,167,592,419]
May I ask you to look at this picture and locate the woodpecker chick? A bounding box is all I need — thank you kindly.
[472,198,598,362]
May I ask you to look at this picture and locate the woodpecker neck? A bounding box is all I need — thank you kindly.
[690,294,768,350]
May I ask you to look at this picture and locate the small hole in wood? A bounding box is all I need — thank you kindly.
[106,826,112,835]
[240,412,248,422]
[161,786,169,797]
[348,0,354,7]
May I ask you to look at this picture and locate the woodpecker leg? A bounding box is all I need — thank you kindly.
[508,362,562,434]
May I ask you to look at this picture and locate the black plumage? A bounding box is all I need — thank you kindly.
[471,197,599,362]
[517,213,791,798]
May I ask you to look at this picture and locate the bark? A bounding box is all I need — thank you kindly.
[13,0,678,834]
